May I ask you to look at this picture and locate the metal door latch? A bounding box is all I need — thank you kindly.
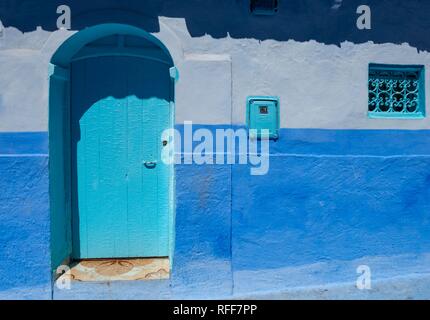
[144,161,157,168]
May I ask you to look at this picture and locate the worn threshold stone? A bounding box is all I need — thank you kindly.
[60,258,170,282]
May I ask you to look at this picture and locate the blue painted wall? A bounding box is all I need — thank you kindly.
[173,163,233,298]
[175,126,430,296]
[0,133,49,155]
[54,126,430,298]
[0,133,52,299]
[1,0,430,299]
[231,130,430,294]
[2,127,430,299]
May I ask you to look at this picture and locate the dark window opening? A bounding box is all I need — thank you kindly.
[250,0,279,15]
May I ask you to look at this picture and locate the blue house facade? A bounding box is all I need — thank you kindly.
[1,0,430,299]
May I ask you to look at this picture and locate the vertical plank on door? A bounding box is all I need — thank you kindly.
[126,58,146,257]
[156,101,171,256]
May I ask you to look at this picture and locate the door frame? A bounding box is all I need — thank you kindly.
[48,24,177,271]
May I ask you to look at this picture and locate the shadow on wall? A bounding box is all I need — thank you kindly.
[0,0,430,51]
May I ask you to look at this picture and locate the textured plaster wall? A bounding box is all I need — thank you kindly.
[2,31,430,130]
[1,1,430,130]
[1,0,430,299]
[174,31,430,128]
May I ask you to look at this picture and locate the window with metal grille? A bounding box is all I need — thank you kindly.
[250,0,278,15]
[368,64,425,119]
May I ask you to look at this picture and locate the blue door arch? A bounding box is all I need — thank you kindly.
[49,24,176,267]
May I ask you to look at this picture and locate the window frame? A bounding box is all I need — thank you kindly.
[368,63,426,119]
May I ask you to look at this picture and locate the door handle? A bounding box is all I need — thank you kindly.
[144,161,157,168]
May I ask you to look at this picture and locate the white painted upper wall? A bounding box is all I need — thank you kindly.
[1,15,430,131]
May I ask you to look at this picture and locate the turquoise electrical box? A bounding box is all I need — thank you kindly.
[247,96,280,140]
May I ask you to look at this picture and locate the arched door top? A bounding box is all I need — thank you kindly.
[50,23,174,68]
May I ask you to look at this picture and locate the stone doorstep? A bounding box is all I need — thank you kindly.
[59,258,170,282]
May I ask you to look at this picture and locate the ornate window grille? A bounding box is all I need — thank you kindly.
[250,0,279,15]
[368,64,425,118]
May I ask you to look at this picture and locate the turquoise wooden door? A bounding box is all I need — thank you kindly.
[70,56,172,259]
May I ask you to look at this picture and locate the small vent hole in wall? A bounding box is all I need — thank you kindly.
[250,0,279,15]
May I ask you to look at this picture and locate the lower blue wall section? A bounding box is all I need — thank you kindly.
[0,133,51,299]
[231,155,430,294]
[0,157,51,299]
[234,155,430,269]
[1,129,430,299]
[175,126,430,296]
[172,164,232,298]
